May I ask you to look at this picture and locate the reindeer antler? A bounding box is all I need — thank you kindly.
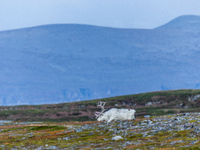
[94,111,101,118]
[94,101,106,118]
[97,101,106,112]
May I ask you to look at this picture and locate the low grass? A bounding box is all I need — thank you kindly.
[0,116,199,149]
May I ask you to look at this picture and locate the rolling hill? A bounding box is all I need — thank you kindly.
[0,15,200,105]
[0,89,200,122]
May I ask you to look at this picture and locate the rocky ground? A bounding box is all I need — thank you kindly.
[0,112,200,149]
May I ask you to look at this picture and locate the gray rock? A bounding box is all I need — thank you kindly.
[89,132,94,135]
[147,120,153,125]
[170,140,183,145]
[112,135,123,140]
[188,94,200,102]
[48,146,59,149]
[190,140,198,145]
[35,146,44,150]
[98,125,105,128]
[145,102,152,106]
[174,117,180,121]
[63,137,70,140]
[144,115,151,118]
[143,133,148,137]
[75,129,83,132]
[109,128,115,132]
[122,102,127,105]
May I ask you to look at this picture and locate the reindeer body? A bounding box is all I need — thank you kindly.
[97,108,136,122]
[94,101,136,122]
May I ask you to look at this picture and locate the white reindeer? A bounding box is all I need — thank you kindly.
[94,101,136,122]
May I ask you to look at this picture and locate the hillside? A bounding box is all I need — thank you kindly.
[0,89,200,122]
[1,15,200,105]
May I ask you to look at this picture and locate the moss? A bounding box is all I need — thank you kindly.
[29,125,66,131]
[189,120,197,123]
[127,134,143,139]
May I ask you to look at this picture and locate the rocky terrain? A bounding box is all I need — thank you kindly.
[0,112,199,149]
[0,89,199,149]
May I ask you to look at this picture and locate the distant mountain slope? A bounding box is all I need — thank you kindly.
[0,15,200,105]
[156,15,200,29]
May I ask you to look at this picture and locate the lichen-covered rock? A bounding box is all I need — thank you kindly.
[188,94,200,102]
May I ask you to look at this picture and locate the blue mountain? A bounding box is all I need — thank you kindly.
[0,15,200,105]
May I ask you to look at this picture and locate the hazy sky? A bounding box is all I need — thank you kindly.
[1,0,200,31]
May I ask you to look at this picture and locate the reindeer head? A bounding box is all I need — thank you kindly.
[94,101,106,119]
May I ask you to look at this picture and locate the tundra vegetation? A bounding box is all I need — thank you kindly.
[0,89,200,149]
[0,112,200,149]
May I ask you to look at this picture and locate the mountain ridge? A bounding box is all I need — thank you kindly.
[156,15,200,29]
[0,15,200,105]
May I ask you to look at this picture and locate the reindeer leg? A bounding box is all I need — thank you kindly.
[107,117,114,123]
